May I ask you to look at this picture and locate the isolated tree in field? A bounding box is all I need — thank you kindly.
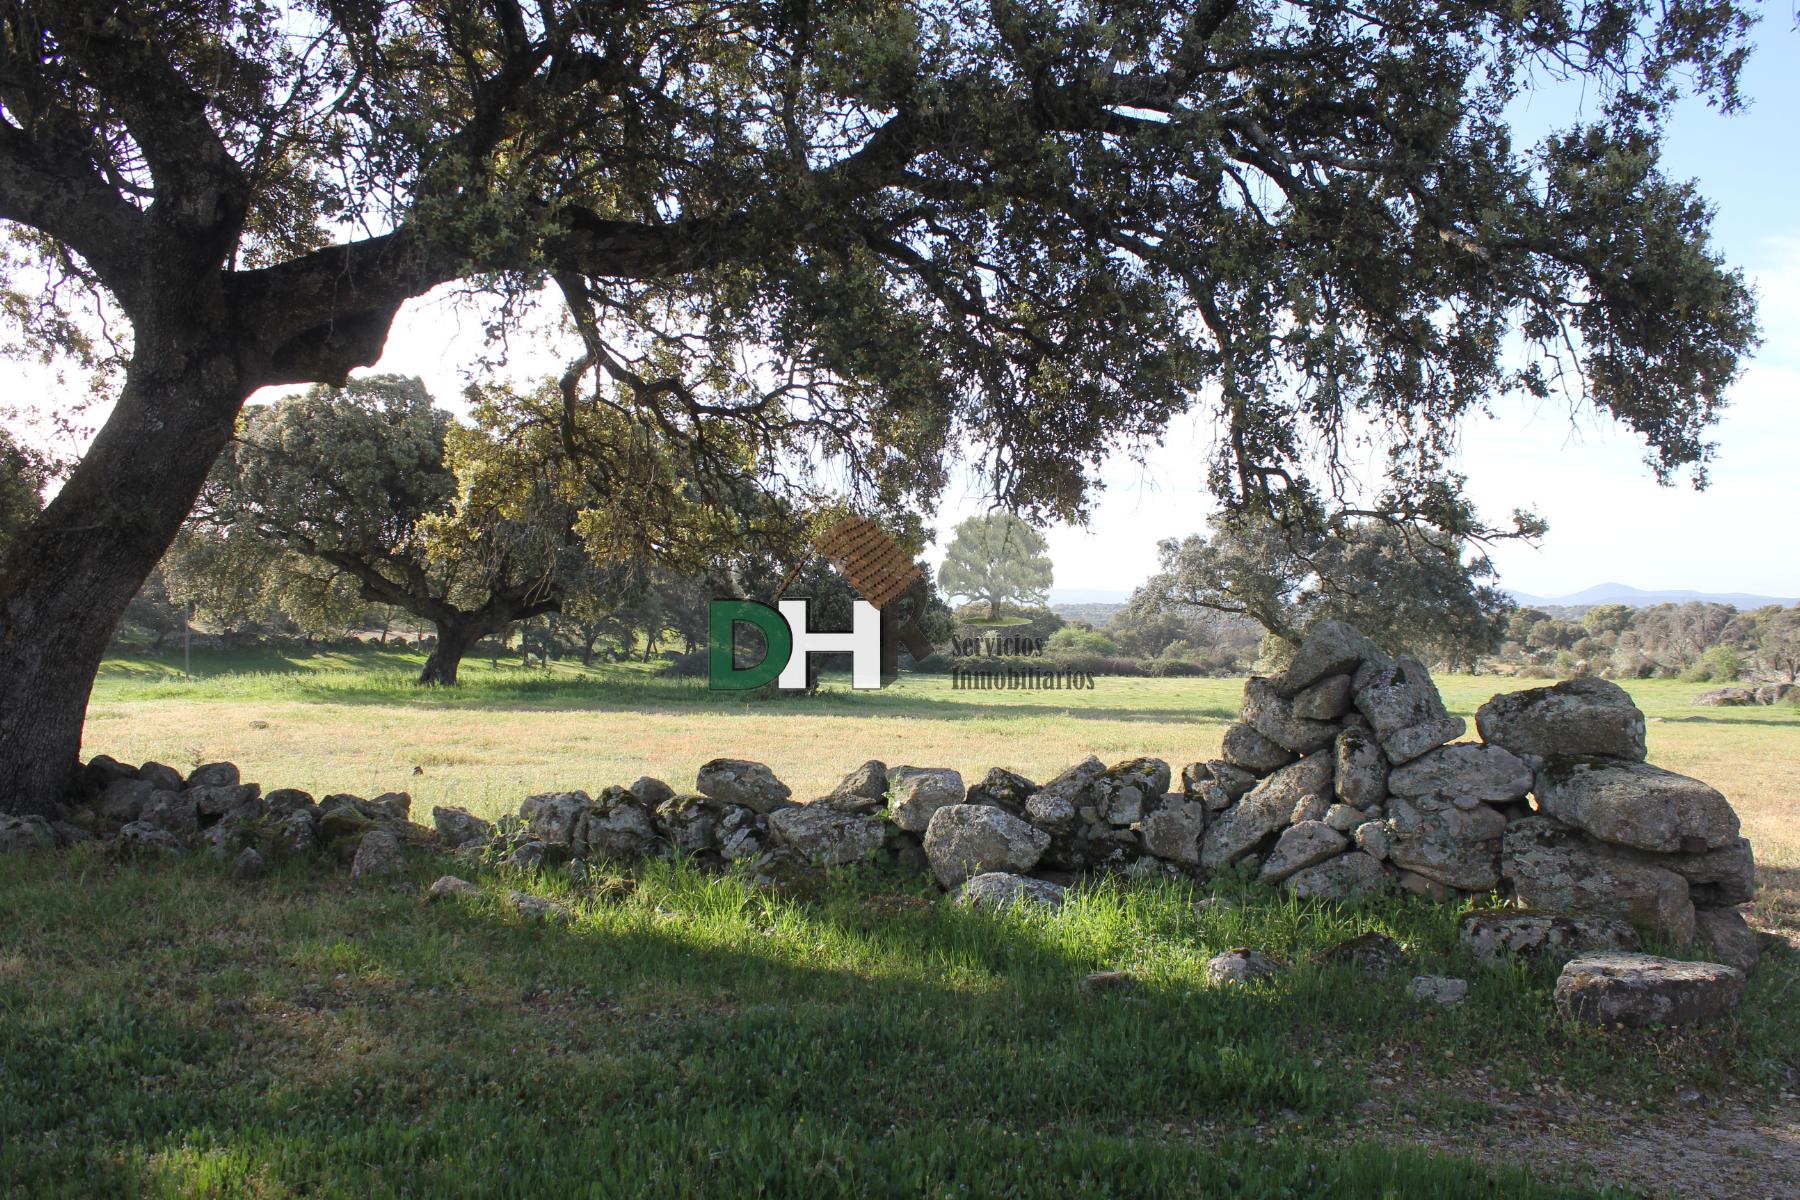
[0,0,1766,812]
[938,513,1054,622]
[194,376,578,684]
[1137,511,1516,667]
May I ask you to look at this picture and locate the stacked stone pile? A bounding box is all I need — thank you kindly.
[13,620,1762,990]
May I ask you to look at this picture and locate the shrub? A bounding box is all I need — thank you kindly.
[1046,627,1119,656]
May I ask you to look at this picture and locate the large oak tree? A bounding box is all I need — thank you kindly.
[0,0,1762,813]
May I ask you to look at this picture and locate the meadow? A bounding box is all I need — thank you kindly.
[0,648,1792,1197]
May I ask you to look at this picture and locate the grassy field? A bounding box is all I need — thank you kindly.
[0,648,1792,1197]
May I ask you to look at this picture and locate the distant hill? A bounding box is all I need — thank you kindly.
[1507,582,1799,610]
[1048,588,1132,604]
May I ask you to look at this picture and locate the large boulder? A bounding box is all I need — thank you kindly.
[1242,678,1339,755]
[1500,817,1695,945]
[695,759,793,812]
[628,776,676,807]
[1655,837,1756,906]
[578,788,662,861]
[1024,757,1104,834]
[1090,757,1171,826]
[1290,673,1354,722]
[1533,759,1739,854]
[923,804,1051,889]
[1333,728,1389,808]
[717,805,770,862]
[1140,797,1208,866]
[350,830,406,883]
[1692,687,1757,707]
[1259,821,1347,883]
[519,791,592,845]
[964,767,1037,819]
[1181,760,1256,811]
[826,760,890,813]
[1219,723,1297,774]
[1277,620,1385,696]
[1385,795,1506,891]
[1352,656,1465,764]
[185,762,241,790]
[1200,751,1331,870]
[1457,910,1641,968]
[118,821,185,856]
[0,813,58,854]
[950,872,1066,912]
[1693,907,1761,975]
[432,806,492,847]
[140,791,200,837]
[654,794,733,855]
[1554,953,1744,1027]
[97,777,157,823]
[887,766,966,833]
[1388,744,1533,803]
[769,803,887,867]
[1475,677,1647,762]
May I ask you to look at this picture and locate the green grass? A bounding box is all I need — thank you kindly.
[7,846,1755,1198]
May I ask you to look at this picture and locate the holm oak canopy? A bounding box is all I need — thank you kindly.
[0,0,1762,813]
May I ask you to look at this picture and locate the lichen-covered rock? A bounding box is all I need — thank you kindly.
[1288,793,1330,825]
[1407,975,1468,1005]
[924,804,1052,888]
[1385,795,1505,891]
[0,813,58,853]
[80,754,137,795]
[770,802,888,867]
[519,791,592,845]
[1291,673,1355,721]
[1555,953,1743,1027]
[1259,820,1347,883]
[718,806,769,862]
[826,760,890,812]
[1323,803,1362,832]
[428,875,479,900]
[508,891,575,924]
[186,762,241,790]
[1476,677,1647,763]
[137,762,185,793]
[1693,907,1761,975]
[628,776,675,807]
[1182,760,1256,811]
[1388,744,1533,803]
[274,808,318,858]
[1457,910,1641,967]
[1320,931,1407,973]
[1352,820,1390,860]
[231,848,268,881]
[1140,798,1208,866]
[964,767,1036,818]
[1278,620,1385,696]
[366,791,411,821]
[1353,655,1466,765]
[1693,686,1758,707]
[1656,837,1756,906]
[1284,851,1387,900]
[97,777,156,823]
[141,791,200,837]
[1024,757,1103,834]
[350,829,405,882]
[1220,722,1297,774]
[1205,947,1283,985]
[654,794,731,855]
[695,758,793,813]
[949,871,1066,912]
[1333,727,1389,808]
[1093,757,1171,826]
[1534,759,1739,854]
[1201,751,1331,870]
[749,847,827,899]
[579,788,662,861]
[1243,677,1340,754]
[264,788,315,815]
[432,806,493,847]
[118,820,185,856]
[887,766,966,833]
[1501,817,1695,945]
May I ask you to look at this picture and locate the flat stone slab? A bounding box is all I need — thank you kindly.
[1554,952,1744,1027]
[1534,759,1739,854]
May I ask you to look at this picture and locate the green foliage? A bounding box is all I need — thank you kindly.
[1136,510,1515,667]
[0,426,46,556]
[1046,626,1119,656]
[1681,643,1745,683]
[937,513,1054,621]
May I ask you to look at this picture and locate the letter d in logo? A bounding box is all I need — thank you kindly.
[708,599,881,690]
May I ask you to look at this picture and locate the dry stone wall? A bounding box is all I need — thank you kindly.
[10,621,1760,978]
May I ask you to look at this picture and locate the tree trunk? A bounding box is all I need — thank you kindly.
[419,617,487,686]
[0,339,246,816]
[987,596,1000,621]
